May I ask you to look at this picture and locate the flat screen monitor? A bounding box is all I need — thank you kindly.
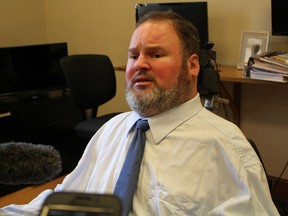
[271,0,288,36]
[135,2,209,48]
[0,42,68,96]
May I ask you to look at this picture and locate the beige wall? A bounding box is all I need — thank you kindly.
[0,0,287,179]
[0,0,47,46]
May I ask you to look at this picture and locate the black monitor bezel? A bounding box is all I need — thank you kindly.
[271,0,288,36]
[135,2,209,47]
[0,42,68,96]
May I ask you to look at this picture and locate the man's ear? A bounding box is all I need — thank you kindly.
[188,54,200,78]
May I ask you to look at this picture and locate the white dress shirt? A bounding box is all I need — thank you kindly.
[0,94,279,215]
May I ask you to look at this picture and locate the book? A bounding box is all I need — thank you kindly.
[244,56,288,83]
[259,51,288,69]
[248,67,288,83]
[247,57,288,74]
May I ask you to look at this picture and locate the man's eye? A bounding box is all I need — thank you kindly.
[153,53,161,58]
[129,54,138,60]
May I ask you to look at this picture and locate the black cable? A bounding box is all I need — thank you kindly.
[272,159,288,193]
[222,103,230,121]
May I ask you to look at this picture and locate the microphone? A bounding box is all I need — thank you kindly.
[0,142,62,185]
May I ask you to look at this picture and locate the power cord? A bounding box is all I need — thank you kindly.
[270,159,288,215]
[272,160,288,193]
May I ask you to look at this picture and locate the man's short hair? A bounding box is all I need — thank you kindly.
[136,10,201,59]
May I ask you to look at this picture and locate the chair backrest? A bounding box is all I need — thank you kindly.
[60,54,116,117]
[247,139,287,215]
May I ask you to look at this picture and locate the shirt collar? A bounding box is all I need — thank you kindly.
[126,112,142,135]
[127,94,203,144]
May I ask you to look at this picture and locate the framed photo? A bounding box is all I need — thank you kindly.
[237,31,269,69]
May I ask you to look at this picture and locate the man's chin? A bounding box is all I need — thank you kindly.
[132,84,153,92]
[129,87,152,98]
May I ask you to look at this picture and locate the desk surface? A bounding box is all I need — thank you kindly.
[219,65,287,84]
[0,175,65,207]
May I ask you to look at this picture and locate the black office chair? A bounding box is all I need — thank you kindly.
[60,54,121,138]
[247,138,286,215]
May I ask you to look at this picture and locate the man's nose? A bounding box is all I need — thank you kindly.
[134,54,150,71]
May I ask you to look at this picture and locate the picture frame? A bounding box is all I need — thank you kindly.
[237,31,270,69]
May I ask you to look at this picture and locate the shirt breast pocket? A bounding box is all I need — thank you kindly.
[150,185,206,216]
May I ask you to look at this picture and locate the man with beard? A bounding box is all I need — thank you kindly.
[1,11,279,216]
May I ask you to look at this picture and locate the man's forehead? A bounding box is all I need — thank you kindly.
[136,20,175,34]
[130,21,179,45]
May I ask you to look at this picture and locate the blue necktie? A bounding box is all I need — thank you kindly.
[113,119,150,216]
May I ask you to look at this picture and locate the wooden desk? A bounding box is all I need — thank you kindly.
[218,65,287,126]
[0,175,65,207]
[218,65,286,84]
[218,66,252,125]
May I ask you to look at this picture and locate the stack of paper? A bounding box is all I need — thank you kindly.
[244,51,288,83]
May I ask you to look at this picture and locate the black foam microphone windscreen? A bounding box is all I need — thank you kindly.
[0,142,62,185]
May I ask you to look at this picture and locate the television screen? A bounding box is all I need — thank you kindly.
[271,0,288,36]
[0,42,68,96]
[135,2,209,48]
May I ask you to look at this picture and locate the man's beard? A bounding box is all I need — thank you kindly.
[126,65,191,117]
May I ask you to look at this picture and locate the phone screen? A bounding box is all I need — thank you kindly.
[47,210,114,216]
[40,205,119,216]
[39,192,121,216]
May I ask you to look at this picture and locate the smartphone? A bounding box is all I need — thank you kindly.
[39,192,121,216]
